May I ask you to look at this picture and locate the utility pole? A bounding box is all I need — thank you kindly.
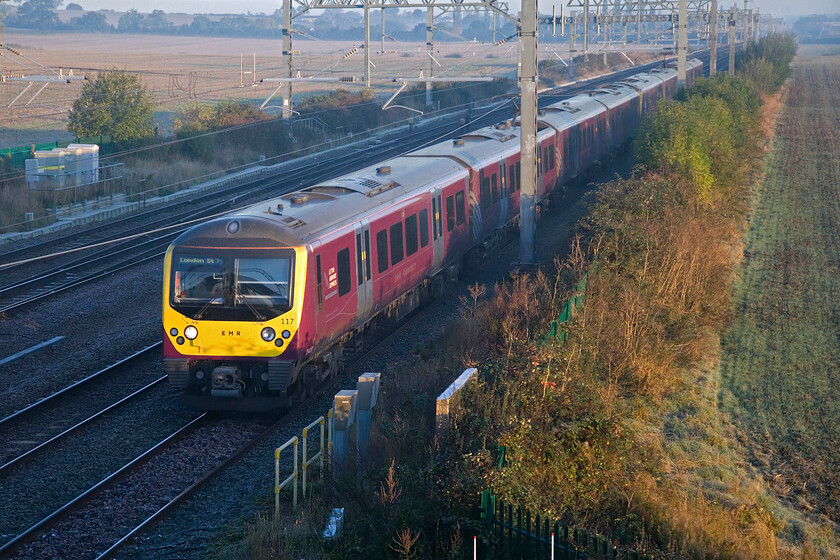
[754,8,760,41]
[728,5,736,77]
[709,0,717,76]
[583,0,590,61]
[519,0,538,265]
[426,6,434,107]
[281,0,293,118]
[677,0,687,84]
[381,8,385,54]
[364,1,371,87]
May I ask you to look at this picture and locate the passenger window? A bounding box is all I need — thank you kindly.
[549,147,556,170]
[446,195,455,232]
[337,248,351,297]
[419,208,429,247]
[481,176,491,210]
[455,191,465,226]
[515,162,521,190]
[316,254,323,311]
[491,174,498,203]
[390,222,404,265]
[376,229,388,273]
[405,214,418,256]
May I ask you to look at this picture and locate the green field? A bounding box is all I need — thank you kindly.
[721,49,840,543]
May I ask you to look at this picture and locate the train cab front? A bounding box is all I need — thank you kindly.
[161,216,307,411]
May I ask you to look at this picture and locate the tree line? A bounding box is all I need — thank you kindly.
[0,0,517,42]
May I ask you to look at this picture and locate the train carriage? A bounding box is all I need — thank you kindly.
[163,155,470,409]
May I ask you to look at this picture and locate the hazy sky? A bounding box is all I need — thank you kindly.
[65,0,840,19]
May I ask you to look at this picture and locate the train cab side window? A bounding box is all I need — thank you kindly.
[549,146,556,170]
[376,229,389,273]
[455,190,465,226]
[390,222,404,265]
[419,208,429,247]
[446,195,455,232]
[491,174,499,203]
[481,171,490,210]
[316,254,323,311]
[405,214,418,257]
[337,248,351,297]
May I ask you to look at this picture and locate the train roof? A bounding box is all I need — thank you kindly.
[539,94,605,130]
[173,155,468,250]
[649,66,678,82]
[664,57,703,72]
[615,72,664,94]
[408,120,552,168]
[582,84,639,110]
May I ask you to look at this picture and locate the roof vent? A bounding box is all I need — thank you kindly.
[453,139,465,146]
[290,194,310,205]
[376,166,391,175]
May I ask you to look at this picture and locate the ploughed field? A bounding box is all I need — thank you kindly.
[721,52,840,524]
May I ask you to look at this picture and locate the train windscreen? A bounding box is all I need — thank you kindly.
[170,250,294,321]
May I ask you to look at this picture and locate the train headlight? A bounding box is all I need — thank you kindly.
[261,327,276,342]
[169,328,178,337]
[281,330,291,339]
[184,325,198,340]
[176,336,185,345]
[274,339,284,347]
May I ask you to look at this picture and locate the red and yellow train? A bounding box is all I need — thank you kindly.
[162,59,703,410]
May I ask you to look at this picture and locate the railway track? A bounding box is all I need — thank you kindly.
[0,55,700,316]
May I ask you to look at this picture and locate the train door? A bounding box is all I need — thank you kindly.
[354,220,373,321]
[431,186,445,269]
[498,160,509,225]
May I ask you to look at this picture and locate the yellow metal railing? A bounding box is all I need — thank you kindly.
[274,409,334,514]
[302,409,332,497]
[274,436,298,513]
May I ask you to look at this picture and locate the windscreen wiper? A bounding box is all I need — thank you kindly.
[193,297,221,320]
[234,286,266,322]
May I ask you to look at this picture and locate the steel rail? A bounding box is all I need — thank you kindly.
[0,414,207,558]
[0,342,162,430]
[0,375,168,474]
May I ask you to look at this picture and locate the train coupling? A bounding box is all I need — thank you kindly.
[210,365,244,398]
